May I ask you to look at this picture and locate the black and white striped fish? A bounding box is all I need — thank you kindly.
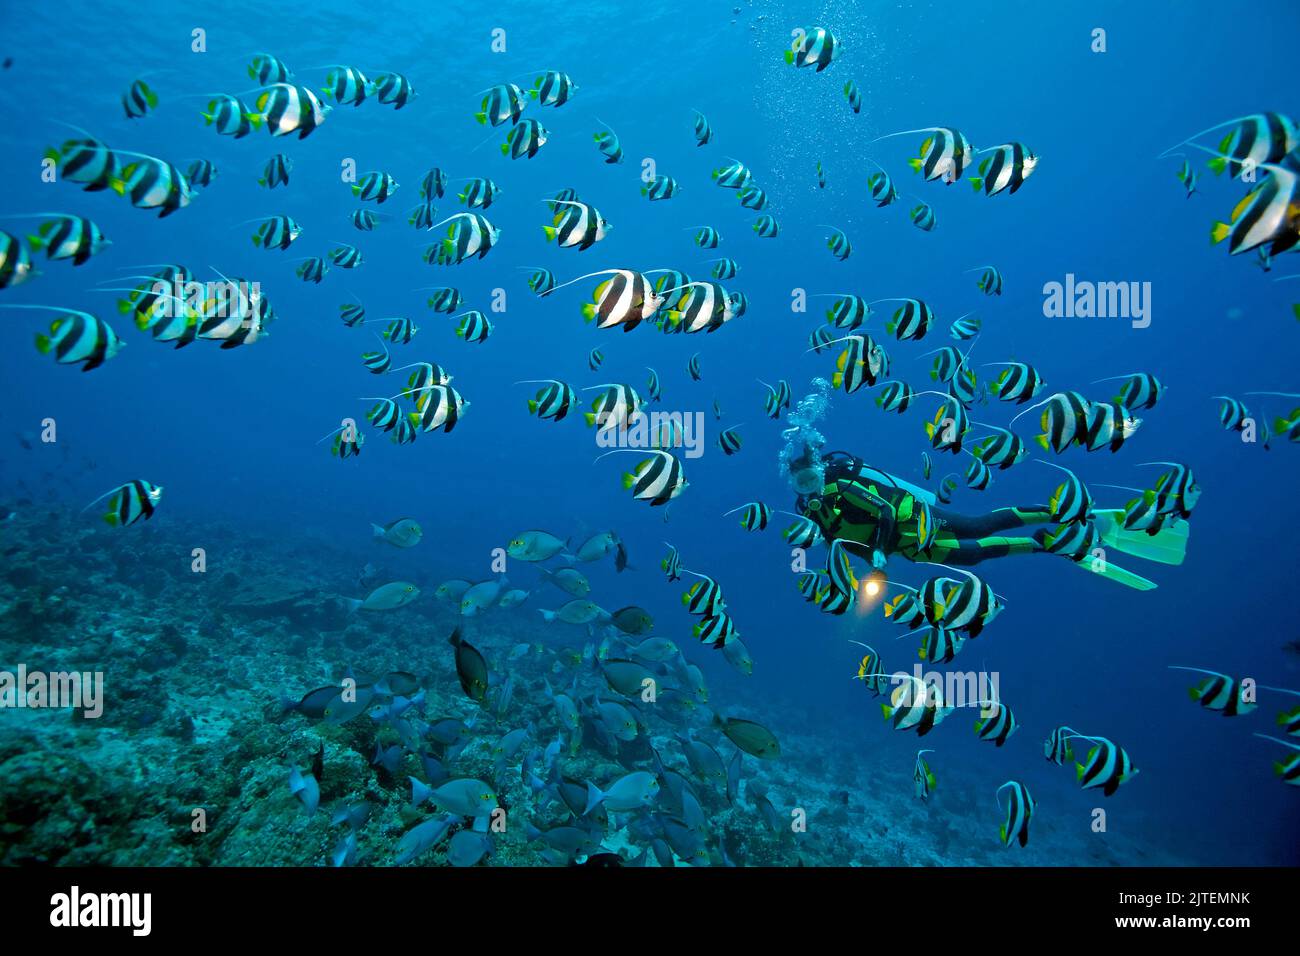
[475,83,526,127]
[642,175,680,201]
[260,153,291,189]
[996,781,1035,847]
[877,126,974,183]
[1211,150,1300,256]
[831,334,885,393]
[364,397,401,432]
[423,287,463,314]
[122,78,158,119]
[1082,400,1142,453]
[724,501,771,532]
[970,426,1026,469]
[504,118,548,159]
[968,265,1003,295]
[295,257,327,283]
[433,213,499,263]
[455,310,492,344]
[975,699,1019,746]
[562,269,663,331]
[23,214,109,265]
[1069,734,1139,796]
[185,159,216,188]
[111,153,195,217]
[1213,395,1250,432]
[868,162,899,206]
[248,84,330,139]
[691,109,712,146]
[843,80,862,113]
[988,362,1044,404]
[691,226,721,247]
[420,167,448,200]
[1095,372,1163,410]
[353,170,399,203]
[970,142,1038,196]
[694,611,738,648]
[329,243,362,269]
[1044,726,1077,765]
[25,306,124,370]
[249,52,291,84]
[913,749,937,799]
[612,450,687,507]
[1169,666,1257,717]
[371,71,416,108]
[645,367,662,402]
[881,675,952,736]
[1037,460,1093,524]
[761,379,791,418]
[523,379,577,421]
[251,214,301,250]
[46,134,120,191]
[667,281,734,334]
[709,257,738,279]
[588,348,603,371]
[717,425,743,455]
[361,337,390,373]
[687,353,702,381]
[408,199,437,230]
[201,95,253,138]
[87,479,162,527]
[1176,112,1300,181]
[822,226,851,260]
[884,298,934,341]
[949,312,981,340]
[712,159,752,189]
[682,570,726,616]
[339,302,365,326]
[584,383,645,430]
[410,384,468,433]
[753,215,780,238]
[1040,519,1100,561]
[851,642,890,695]
[917,626,965,663]
[524,266,556,296]
[322,65,368,105]
[530,71,576,107]
[545,200,609,250]
[785,26,841,71]
[875,381,914,414]
[909,201,936,231]
[661,543,683,582]
[458,178,500,209]
[738,185,767,209]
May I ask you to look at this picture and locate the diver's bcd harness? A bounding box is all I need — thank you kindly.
[797,452,939,560]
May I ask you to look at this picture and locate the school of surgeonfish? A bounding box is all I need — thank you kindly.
[7,17,1296,869]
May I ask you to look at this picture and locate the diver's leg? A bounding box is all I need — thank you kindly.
[933,505,1053,538]
[926,533,1043,566]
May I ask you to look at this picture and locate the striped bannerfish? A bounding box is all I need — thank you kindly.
[867,161,899,206]
[391,417,418,445]
[949,312,981,340]
[777,512,822,549]
[353,170,399,203]
[111,154,195,217]
[1044,726,1078,765]
[504,118,548,159]
[15,306,124,370]
[970,426,1026,469]
[1259,685,1300,736]
[433,213,499,263]
[476,83,526,127]
[968,265,1003,295]
[122,78,158,119]
[86,479,163,527]
[1035,459,1093,524]
[1253,735,1300,786]
[295,257,327,283]
[709,257,738,279]
[717,425,743,456]
[936,474,957,504]
[724,501,771,532]
[909,201,936,231]
[987,362,1044,403]
[843,79,862,113]
[817,160,826,188]
[948,365,977,407]
[1169,666,1257,717]
[422,287,463,313]
[661,543,683,582]
[996,781,1035,847]
[669,281,734,334]
[329,427,364,459]
[588,348,603,371]
[364,397,401,432]
[830,334,885,393]
[100,283,196,349]
[682,570,726,615]
[644,367,662,403]
[785,26,841,72]
[1094,372,1164,410]
[691,226,721,248]
[612,449,687,507]
[875,127,974,183]
[1171,112,1300,181]
[875,381,914,414]
[391,361,452,401]
[594,123,624,164]
[913,749,936,800]
[370,71,416,108]
[248,84,331,139]
[691,109,712,146]
[545,200,609,250]
[339,302,365,326]
[816,579,854,616]
[821,225,851,260]
[410,384,468,433]
[1041,519,1100,561]
[882,675,952,736]
[883,588,926,628]
[925,345,965,384]
[1211,151,1300,256]
[201,95,253,138]
[820,293,869,330]
[850,642,889,696]
[321,65,368,105]
[361,336,390,373]
[712,159,752,189]
[687,353,702,381]
[694,611,737,648]
[530,71,576,107]
[249,52,291,84]
[761,379,792,418]
[1176,157,1198,198]
[185,160,216,188]
[458,178,500,209]
[329,243,362,269]
[651,270,692,310]
[259,153,291,189]
[882,298,933,341]
[916,626,965,663]
[584,383,645,430]
[251,215,301,250]
[738,184,768,209]
[1112,489,1169,534]
[921,451,933,480]
[1015,390,1090,453]
[753,215,780,238]
[975,700,1020,746]
[795,571,822,603]
[728,291,749,317]
[642,175,680,201]
[808,325,835,353]
[969,142,1038,196]
[934,568,1003,636]
[924,395,970,453]
[455,311,492,344]
[522,379,577,421]
[46,134,121,191]
[420,167,448,199]
[199,274,269,349]
[1212,395,1250,431]
[825,538,858,598]
[965,453,991,490]
[1246,391,1300,443]
[23,214,109,265]
[1067,734,1139,796]
[408,199,436,230]
[523,266,556,296]
[559,269,662,332]
[1082,401,1142,452]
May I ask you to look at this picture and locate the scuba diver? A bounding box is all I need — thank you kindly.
[787,447,1188,590]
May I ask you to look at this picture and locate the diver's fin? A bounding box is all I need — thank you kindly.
[1093,509,1189,566]
[1072,555,1157,591]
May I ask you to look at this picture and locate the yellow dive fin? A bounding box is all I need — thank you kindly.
[1093,509,1189,566]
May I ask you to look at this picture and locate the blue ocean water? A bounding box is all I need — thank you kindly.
[0,0,1296,866]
